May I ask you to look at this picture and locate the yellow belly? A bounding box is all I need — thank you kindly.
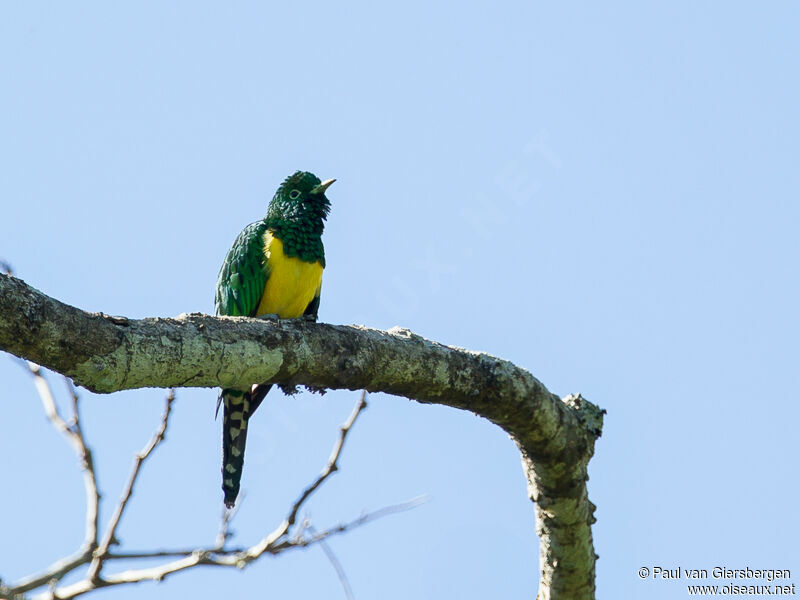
[256,231,323,318]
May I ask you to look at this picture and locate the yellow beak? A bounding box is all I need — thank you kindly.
[313,178,336,195]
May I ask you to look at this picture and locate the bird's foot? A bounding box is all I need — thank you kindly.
[301,314,318,322]
[256,313,280,321]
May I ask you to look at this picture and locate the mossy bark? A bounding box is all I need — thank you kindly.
[0,272,604,599]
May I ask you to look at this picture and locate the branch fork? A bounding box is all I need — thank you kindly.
[0,271,604,599]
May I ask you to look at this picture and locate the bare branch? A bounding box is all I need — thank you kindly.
[7,495,426,599]
[18,394,418,600]
[288,391,367,527]
[270,495,431,556]
[0,272,605,599]
[103,497,428,561]
[307,523,355,600]
[66,379,101,552]
[86,390,175,583]
[6,364,101,595]
[27,362,101,550]
[4,551,92,597]
[228,392,368,564]
[214,492,243,550]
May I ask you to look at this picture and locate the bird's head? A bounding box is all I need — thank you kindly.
[266,171,334,225]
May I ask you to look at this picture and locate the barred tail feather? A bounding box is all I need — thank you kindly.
[220,384,272,508]
[221,389,252,508]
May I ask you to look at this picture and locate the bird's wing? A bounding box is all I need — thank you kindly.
[303,282,322,321]
[215,221,270,317]
[214,222,273,507]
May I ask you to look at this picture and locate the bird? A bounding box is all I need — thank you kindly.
[214,170,334,508]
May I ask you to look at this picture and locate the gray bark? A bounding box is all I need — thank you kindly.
[0,272,604,599]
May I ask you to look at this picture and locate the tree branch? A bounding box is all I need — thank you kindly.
[5,363,101,595]
[27,362,101,552]
[306,522,355,600]
[286,391,367,529]
[0,272,605,599]
[86,390,174,583]
[19,395,412,600]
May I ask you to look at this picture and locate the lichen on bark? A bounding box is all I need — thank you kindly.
[0,272,604,599]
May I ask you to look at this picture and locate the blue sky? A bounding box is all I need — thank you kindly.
[2,2,799,598]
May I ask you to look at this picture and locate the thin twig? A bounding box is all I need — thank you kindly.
[5,550,93,597]
[106,548,245,560]
[86,389,175,583]
[287,391,368,527]
[281,496,430,550]
[11,390,423,600]
[215,492,243,550]
[7,364,101,595]
[101,496,428,562]
[66,378,101,552]
[27,362,100,546]
[32,495,426,600]
[232,392,369,564]
[307,522,355,600]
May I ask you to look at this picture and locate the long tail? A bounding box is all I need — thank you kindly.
[220,384,271,508]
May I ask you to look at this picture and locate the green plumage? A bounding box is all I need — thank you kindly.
[214,170,333,508]
[215,221,270,317]
[214,171,331,317]
[264,171,330,265]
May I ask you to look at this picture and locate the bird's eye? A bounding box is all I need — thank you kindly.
[289,189,301,200]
